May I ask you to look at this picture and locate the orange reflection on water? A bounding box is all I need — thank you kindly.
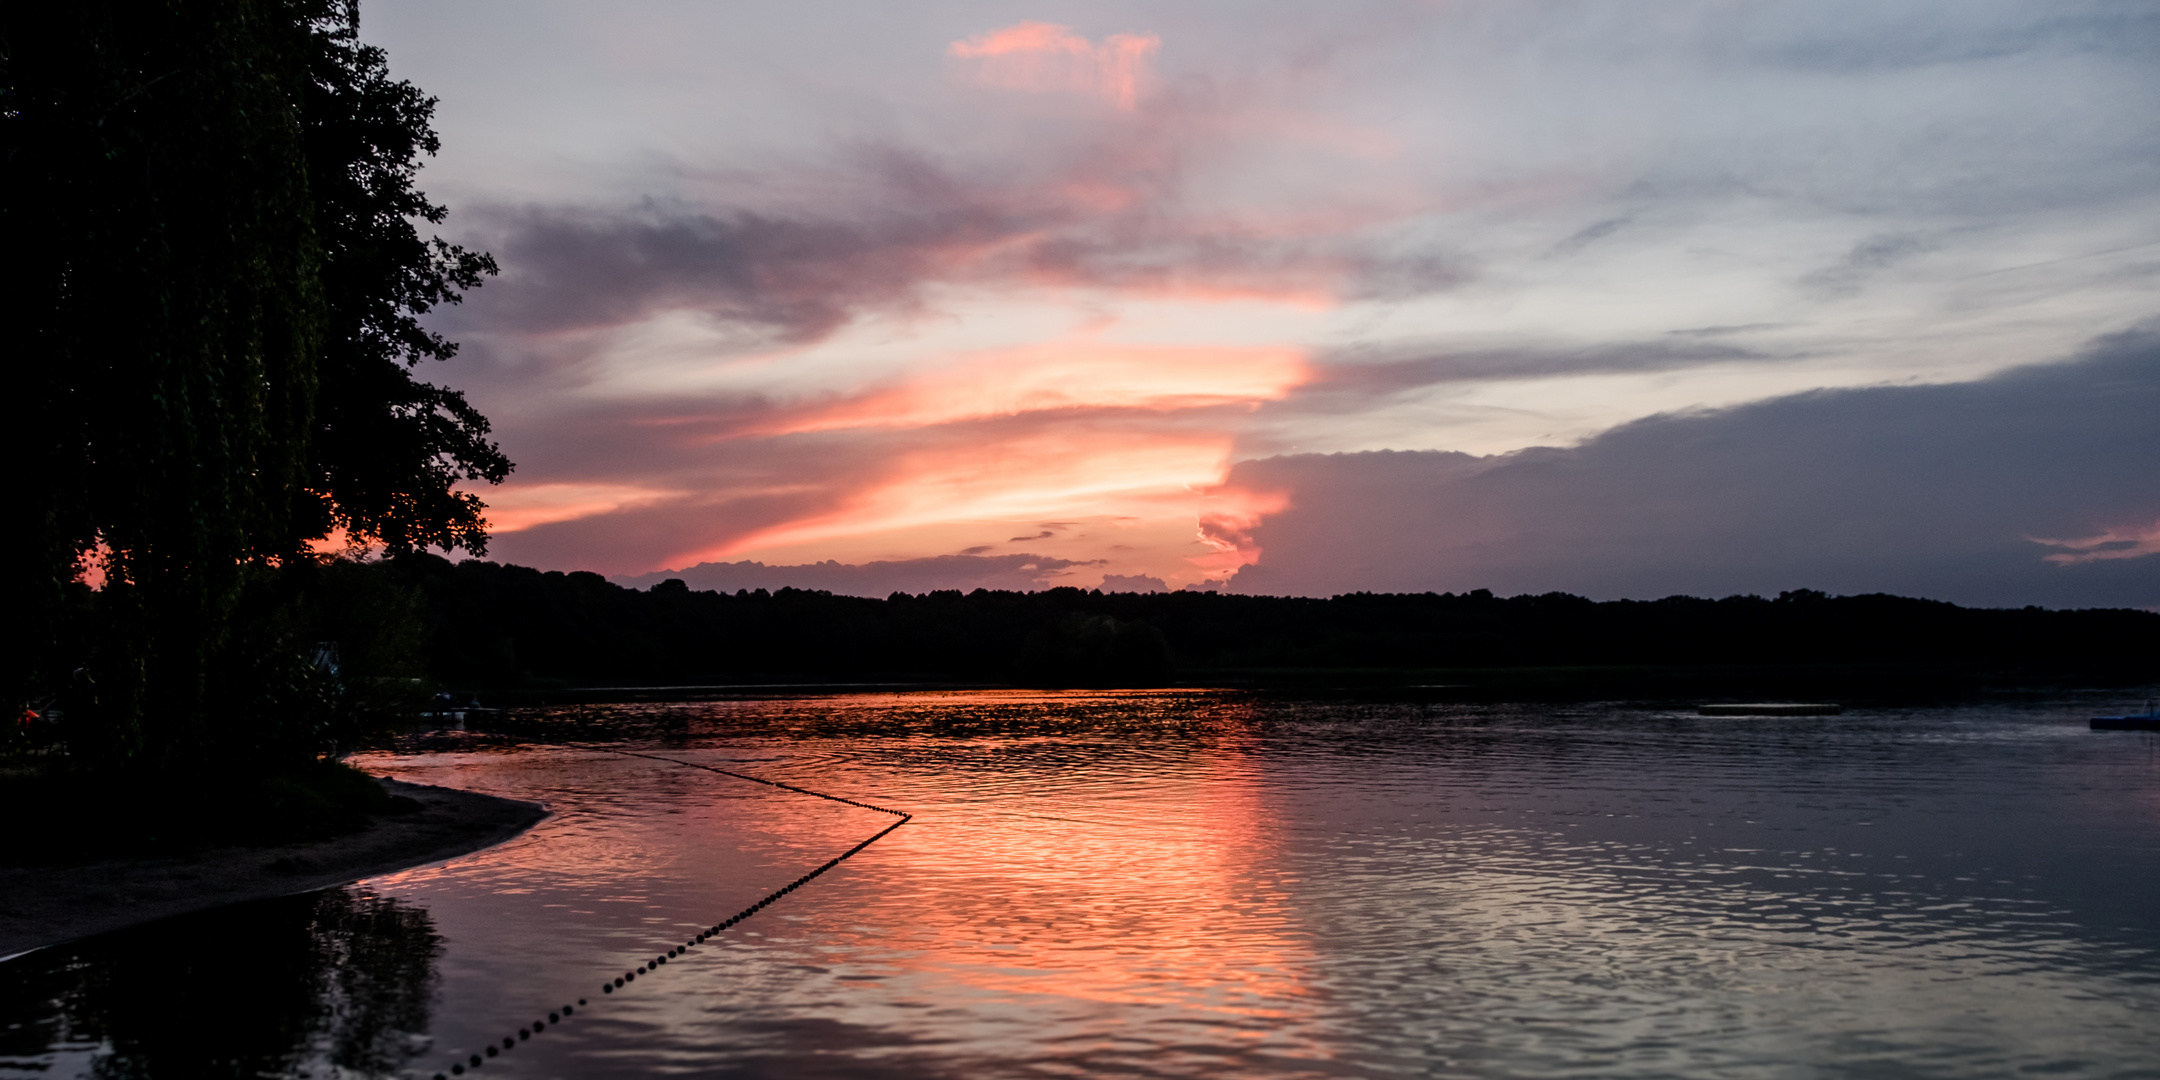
[784,710,1330,1050]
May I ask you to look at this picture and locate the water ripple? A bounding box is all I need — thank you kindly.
[4,692,2158,1078]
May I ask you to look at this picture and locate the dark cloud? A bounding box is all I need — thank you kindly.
[1227,329,2160,607]
[1754,6,2160,72]
[461,201,1008,342]
[489,487,846,580]
[1263,339,1770,422]
[1800,232,1941,298]
[1323,339,1764,385]
[1547,216,1630,257]
[1668,323,1791,338]
[1099,573,1170,593]
[613,554,1101,598]
[1341,252,1472,301]
[450,151,1471,345]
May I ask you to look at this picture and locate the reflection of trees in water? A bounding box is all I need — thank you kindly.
[0,888,440,1078]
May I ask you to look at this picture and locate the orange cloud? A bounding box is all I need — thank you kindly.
[706,427,1240,561]
[950,22,1159,111]
[1193,485,1290,575]
[745,344,1309,438]
[477,482,689,533]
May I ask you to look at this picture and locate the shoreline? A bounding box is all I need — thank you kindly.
[0,776,547,961]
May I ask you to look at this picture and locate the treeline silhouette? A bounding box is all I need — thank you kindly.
[12,0,504,773]
[379,554,2160,694]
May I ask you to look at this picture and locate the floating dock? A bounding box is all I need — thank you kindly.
[1697,703,1843,716]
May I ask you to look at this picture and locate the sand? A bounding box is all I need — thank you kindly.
[0,777,546,960]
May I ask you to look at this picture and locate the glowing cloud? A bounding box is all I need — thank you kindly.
[708,428,1242,562]
[478,482,688,533]
[2033,520,2160,565]
[747,344,1310,437]
[1194,485,1290,575]
[949,22,1159,111]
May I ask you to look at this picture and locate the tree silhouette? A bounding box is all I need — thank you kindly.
[298,2,507,555]
[4,0,505,764]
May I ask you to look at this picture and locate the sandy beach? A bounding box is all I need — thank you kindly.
[0,777,546,960]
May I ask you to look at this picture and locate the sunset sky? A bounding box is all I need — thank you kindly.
[368,0,2160,606]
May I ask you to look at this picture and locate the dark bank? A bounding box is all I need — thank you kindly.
[358,553,2160,700]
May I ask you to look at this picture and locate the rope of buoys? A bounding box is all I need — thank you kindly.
[436,1001,582,1076]
[602,748,912,820]
[431,747,911,1077]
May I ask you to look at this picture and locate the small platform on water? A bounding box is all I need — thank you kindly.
[1697,703,1844,716]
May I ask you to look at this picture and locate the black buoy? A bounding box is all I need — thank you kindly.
[503,1037,515,1049]
[577,999,587,1006]
[470,1055,482,1067]
[519,1028,530,1039]
[603,985,614,993]
[485,1046,498,1058]
[549,1012,559,1022]
[451,1066,464,1076]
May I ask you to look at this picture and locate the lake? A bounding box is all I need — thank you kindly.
[5,690,2159,1078]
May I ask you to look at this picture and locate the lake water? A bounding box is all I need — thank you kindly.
[5,690,2159,1078]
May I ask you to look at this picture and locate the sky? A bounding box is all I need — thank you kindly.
[366,0,2160,606]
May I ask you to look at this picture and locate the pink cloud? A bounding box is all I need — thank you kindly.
[475,481,690,533]
[949,22,1160,111]
[697,423,1249,565]
[2033,520,2160,565]
[1193,485,1289,576]
[731,343,1310,439]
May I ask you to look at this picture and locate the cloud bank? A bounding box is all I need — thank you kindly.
[614,553,1100,598]
[362,0,2160,597]
[1223,330,2160,607]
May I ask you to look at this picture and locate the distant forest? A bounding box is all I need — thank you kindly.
[374,555,2160,697]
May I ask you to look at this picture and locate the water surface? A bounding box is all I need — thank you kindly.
[6,691,2159,1078]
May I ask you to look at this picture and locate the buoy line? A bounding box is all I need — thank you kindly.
[429,746,911,1078]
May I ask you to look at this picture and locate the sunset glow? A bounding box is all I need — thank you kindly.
[700,428,1259,573]
[374,1,2160,606]
[479,482,690,534]
[949,22,1159,111]
[2035,520,2160,566]
[740,344,1309,437]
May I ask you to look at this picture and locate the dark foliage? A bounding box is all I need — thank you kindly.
[6,0,328,764]
[1016,615,1175,688]
[296,3,506,555]
[372,557,2160,691]
[4,0,502,768]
